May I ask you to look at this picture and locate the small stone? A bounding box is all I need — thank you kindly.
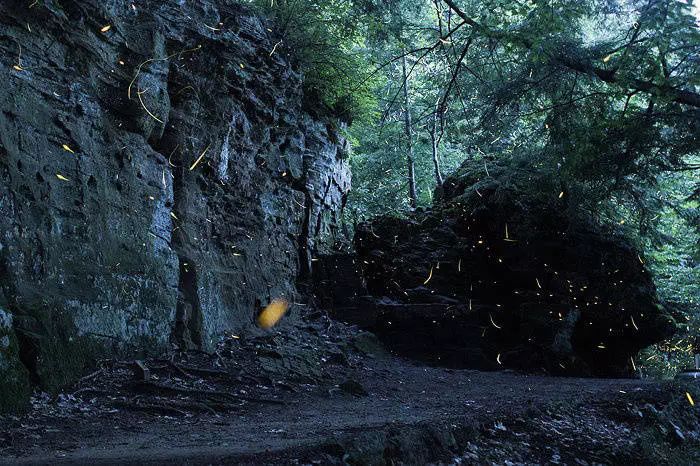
[132,360,150,381]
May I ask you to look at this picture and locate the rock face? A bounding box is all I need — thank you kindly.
[0,308,30,412]
[0,0,350,410]
[354,158,675,376]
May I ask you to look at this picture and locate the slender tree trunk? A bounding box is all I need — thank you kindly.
[430,96,444,185]
[401,53,418,209]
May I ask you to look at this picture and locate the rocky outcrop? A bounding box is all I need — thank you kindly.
[354,158,675,376]
[0,0,349,410]
[0,308,30,412]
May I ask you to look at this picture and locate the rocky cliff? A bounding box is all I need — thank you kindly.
[0,0,350,410]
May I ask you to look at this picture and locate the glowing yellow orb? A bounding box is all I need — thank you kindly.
[257,299,289,329]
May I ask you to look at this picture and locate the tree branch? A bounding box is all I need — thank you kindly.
[441,0,700,108]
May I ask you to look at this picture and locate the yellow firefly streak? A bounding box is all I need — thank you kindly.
[127,45,202,100]
[189,144,211,171]
[423,267,433,285]
[269,40,282,56]
[136,88,164,124]
[687,392,695,407]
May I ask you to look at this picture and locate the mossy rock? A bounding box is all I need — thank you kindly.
[12,304,110,395]
[0,309,31,413]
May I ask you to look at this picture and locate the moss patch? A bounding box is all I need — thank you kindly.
[12,304,110,395]
[0,309,31,413]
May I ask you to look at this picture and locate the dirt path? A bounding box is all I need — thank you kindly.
[0,354,662,465]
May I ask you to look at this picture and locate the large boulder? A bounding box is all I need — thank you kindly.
[355,158,675,376]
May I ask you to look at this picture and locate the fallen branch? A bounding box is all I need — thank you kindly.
[167,361,195,379]
[71,387,111,398]
[133,380,285,405]
[78,368,104,385]
[111,400,187,416]
[176,364,230,377]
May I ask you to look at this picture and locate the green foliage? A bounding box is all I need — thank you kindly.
[347,114,467,221]
[244,0,379,122]
[637,163,700,378]
[347,3,698,224]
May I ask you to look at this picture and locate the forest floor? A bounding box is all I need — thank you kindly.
[1,314,699,465]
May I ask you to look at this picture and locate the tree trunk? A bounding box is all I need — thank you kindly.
[402,53,418,209]
[430,97,444,185]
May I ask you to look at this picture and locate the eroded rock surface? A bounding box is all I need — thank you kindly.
[354,158,675,376]
[0,0,349,409]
